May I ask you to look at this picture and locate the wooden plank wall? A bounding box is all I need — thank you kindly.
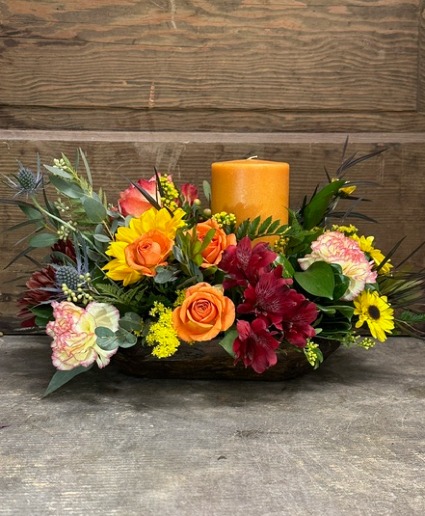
[0,1,424,332]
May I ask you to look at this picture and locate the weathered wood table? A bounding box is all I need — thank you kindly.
[1,335,424,516]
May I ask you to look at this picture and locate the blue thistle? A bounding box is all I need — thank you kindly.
[4,159,43,197]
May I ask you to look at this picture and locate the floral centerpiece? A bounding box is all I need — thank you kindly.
[2,144,424,394]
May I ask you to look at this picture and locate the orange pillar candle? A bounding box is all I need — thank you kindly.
[211,158,290,226]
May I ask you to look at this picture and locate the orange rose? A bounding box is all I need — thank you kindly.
[124,229,173,277]
[194,219,236,268]
[172,282,235,342]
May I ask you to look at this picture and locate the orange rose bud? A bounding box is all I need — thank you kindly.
[172,282,235,342]
[194,219,236,268]
[124,229,173,277]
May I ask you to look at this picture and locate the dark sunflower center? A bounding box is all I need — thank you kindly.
[368,305,381,320]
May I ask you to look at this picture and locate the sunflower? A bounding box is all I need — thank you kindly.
[103,207,186,286]
[353,290,395,342]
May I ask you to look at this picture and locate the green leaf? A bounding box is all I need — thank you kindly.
[398,311,425,323]
[294,261,335,299]
[274,254,295,278]
[119,312,143,332]
[96,336,120,351]
[95,326,120,351]
[203,180,211,202]
[44,164,73,179]
[93,233,111,243]
[82,196,107,223]
[248,216,261,237]
[335,305,354,318]
[218,328,238,358]
[316,303,354,319]
[302,180,346,229]
[258,216,273,235]
[29,232,58,248]
[43,366,92,397]
[116,328,138,348]
[198,228,216,253]
[332,272,350,300]
[49,175,84,199]
[79,148,93,186]
[154,266,179,284]
[95,326,115,338]
[6,218,44,232]
[18,203,43,221]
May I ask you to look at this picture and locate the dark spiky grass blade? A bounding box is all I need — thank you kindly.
[336,146,387,178]
[395,240,425,269]
[129,179,161,210]
[153,166,165,200]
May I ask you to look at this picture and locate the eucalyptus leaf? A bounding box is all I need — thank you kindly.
[49,175,84,199]
[93,233,111,243]
[116,328,138,348]
[29,232,58,248]
[119,312,143,332]
[18,203,43,221]
[294,261,335,299]
[43,365,93,397]
[95,326,115,338]
[203,180,211,202]
[82,196,107,223]
[154,267,179,284]
[79,148,93,186]
[44,164,73,179]
[96,335,120,351]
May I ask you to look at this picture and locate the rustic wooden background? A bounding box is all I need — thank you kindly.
[0,1,424,332]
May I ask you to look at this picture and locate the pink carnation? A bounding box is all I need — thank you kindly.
[298,231,377,301]
[46,301,120,370]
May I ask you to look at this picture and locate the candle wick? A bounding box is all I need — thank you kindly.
[247,155,258,160]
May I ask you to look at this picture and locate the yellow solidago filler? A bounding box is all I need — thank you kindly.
[159,176,180,212]
[146,302,180,358]
[332,224,358,236]
[103,207,186,286]
[358,337,376,350]
[353,290,395,342]
[303,340,323,369]
[173,289,186,307]
[273,235,289,254]
[212,211,237,229]
[352,234,393,274]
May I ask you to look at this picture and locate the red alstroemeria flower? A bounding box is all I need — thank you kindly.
[181,183,199,206]
[237,266,293,326]
[220,236,277,289]
[237,266,318,346]
[279,291,318,347]
[233,318,280,374]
